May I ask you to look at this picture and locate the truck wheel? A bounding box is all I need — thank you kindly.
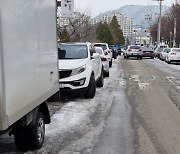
[85,74,96,99]
[29,111,45,150]
[96,70,104,87]
[14,111,45,151]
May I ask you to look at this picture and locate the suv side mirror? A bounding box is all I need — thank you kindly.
[92,53,100,59]
[104,52,108,55]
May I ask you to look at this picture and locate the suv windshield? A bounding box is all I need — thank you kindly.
[94,44,107,50]
[58,45,88,59]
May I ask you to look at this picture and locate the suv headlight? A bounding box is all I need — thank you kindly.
[71,65,86,76]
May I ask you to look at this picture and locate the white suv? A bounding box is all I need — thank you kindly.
[93,43,113,67]
[58,42,104,98]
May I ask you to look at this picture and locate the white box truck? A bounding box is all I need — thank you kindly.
[0,0,59,151]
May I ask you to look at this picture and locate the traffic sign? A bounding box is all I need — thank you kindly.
[61,0,74,18]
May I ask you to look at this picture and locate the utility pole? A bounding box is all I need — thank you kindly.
[153,0,164,45]
[173,18,177,47]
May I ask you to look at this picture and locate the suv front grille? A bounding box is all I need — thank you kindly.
[59,70,72,79]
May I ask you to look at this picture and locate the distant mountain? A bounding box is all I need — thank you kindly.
[95,5,169,29]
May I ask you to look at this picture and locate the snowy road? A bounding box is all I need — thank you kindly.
[121,57,180,154]
[1,56,179,154]
[0,56,133,154]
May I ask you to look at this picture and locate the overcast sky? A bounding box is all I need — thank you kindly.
[74,0,176,17]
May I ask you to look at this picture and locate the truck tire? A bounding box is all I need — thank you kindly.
[85,74,96,99]
[14,111,45,151]
[29,111,45,150]
[96,70,104,87]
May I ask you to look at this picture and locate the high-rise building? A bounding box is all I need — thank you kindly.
[93,13,134,39]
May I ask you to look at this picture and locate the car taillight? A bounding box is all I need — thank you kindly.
[101,58,108,61]
[104,50,110,54]
[171,52,176,55]
[139,49,142,52]
[128,49,131,51]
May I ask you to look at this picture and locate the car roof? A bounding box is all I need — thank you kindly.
[58,42,91,46]
[93,43,108,45]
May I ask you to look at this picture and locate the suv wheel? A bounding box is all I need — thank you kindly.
[109,59,112,67]
[84,74,96,99]
[96,69,104,87]
[104,71,109,77]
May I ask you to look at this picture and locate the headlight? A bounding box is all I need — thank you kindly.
[71,65,86,76]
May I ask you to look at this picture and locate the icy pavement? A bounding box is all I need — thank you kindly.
[33,57,128,154]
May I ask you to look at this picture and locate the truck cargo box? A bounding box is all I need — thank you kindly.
[0,0,59,131]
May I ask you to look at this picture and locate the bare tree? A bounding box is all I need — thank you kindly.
[56,6,97,43]
[150,2,180,46]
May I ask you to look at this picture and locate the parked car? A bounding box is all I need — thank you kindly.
[93,43,113,67]
[95,47,110,77]
[165,48,180,64]
[159,48,171,61]
[116,44,123,55]
[117,48,122,55]
[58,42,104,98]
[108,45,117,59]
[141,47,155,59]
[154,44,169,58]
[124,45,142,60]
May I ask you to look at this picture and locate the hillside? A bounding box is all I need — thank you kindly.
[95,5,169,28]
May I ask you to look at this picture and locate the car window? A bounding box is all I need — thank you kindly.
[109,45,114,50]
[130,46,140,49]
[142,48,152,51]
[160,45,168,48]
[172,49,180,52]
[164,48,170,53]
[90,45,96,56]
[158,47,164,52]
[95,47,104,55]
[94,44,107,50]
[58,45,88,59]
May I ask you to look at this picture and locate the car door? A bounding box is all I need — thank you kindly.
[92,45,101,77]
[165,49,170,61]
[89,45,100,80]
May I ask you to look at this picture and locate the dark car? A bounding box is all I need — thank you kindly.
[141,47,155,59]
[108,45,117,59]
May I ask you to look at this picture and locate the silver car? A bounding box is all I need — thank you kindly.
[95,47,110,77]
[160,48,170,61]
[165,48,180,64]
[124,45,142,60]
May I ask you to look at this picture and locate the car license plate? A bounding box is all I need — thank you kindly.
[60,84,65,88]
